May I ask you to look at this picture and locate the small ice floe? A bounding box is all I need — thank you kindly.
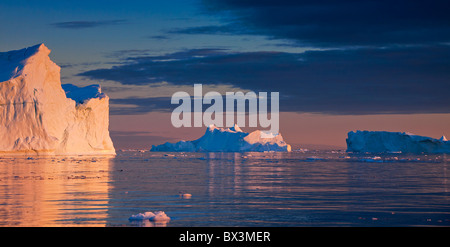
[179,191,192,199]
[150,211,171,222]
[129,212,155,221]
[129,211,170,222]
[304,156,325,162]
[129,211,171,227]
[359,156,383,163]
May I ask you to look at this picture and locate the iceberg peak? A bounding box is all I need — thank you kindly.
[440,135,448,142]
[25,43,50,57]
[229,124,243,132]
[207,124,243,133]
[10,43,49,60]
[0,43,52,82]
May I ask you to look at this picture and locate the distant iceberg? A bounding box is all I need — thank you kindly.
[346,130,450,154]
[151,124,291,152]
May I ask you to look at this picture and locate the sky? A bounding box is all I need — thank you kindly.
[1,0,449,149]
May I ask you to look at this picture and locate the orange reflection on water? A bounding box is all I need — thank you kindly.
[0,156,113,227]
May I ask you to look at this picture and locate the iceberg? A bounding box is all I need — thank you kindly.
[151,124,291,152]
[346,130,450,154]
[0,44,115,155]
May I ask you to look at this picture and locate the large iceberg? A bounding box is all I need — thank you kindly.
[346,130,450,154]
[151,124,291,152]
[0,44,115,155]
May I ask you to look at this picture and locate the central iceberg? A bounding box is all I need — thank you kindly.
[151,125,291,152]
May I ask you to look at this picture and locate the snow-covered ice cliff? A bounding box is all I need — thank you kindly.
[0,44,115,155]
[346,130,450,154]
[151,124,291,152]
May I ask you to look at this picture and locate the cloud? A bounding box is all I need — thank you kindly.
[51,19,127,29]
[147,35,171,40]
[106,49,153,59]
[81,44,450,115]
[110,97,172,115]
[167,23,253,36]
[197,0,450,48]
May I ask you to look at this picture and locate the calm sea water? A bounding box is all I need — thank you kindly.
[0,150,448,227]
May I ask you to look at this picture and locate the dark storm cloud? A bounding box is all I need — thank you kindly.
[81,45,450,115]
[195,0,450,47]
[51,19,127,29]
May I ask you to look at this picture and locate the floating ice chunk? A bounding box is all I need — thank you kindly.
[129,211,170,222]
[180,193,192,199]
[150,211,171,222]
[305,156,325,161]
[359,156,383,163]
[129,212,156,221]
